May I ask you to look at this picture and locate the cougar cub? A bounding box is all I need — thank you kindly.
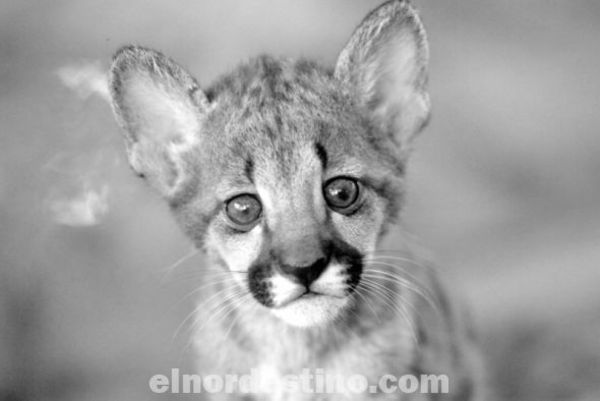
[109,1,483,399]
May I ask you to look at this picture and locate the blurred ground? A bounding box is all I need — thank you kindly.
[1,1,599,400]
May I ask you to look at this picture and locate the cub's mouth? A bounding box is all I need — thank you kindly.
[246,239,363,327]
[282,290,346,305]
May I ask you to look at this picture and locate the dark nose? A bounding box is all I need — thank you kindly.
[280,256,329,288]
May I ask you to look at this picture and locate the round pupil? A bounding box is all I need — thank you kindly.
[325,179,358,208]
[227,195,261,225]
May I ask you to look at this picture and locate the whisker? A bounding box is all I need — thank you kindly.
[363,269,439,308]
[222,293,254,343]
[363,258,432,295]
[191,287,246,334]
[172,284,237,342]
[183,288,247,354]
[161,268,248,285]
[162,267,228,282]
[360,276,419,316]
[359,278,418,345]
[364,256,439,298]
[177,287,244,364]
[366,254,430,270]
[174,276,239,306]
[351,285,382,324]
[366,253,442,273]
[363,262,441,313]
[363,274,442,316]
[158,247,200,282]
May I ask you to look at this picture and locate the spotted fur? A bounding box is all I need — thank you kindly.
[109,1,484,399]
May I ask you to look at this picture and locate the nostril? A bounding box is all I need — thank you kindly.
[280,256,329,287]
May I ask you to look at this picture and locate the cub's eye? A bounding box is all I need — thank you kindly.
[323,177,360,211]
[225,194,262,227]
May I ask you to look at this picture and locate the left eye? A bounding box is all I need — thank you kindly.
[225,194,262,227]
[323,177,360,211]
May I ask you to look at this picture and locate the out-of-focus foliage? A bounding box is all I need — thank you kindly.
[1,1,599,400]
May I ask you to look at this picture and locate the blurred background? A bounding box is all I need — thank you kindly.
[1,1,599,400]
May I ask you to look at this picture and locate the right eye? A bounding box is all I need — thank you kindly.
[323,177,360,212]
[225,194,262,228]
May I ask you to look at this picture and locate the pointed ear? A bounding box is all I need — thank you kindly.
[335,0,430,151]
[108,46,209,197]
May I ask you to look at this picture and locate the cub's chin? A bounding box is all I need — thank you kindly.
[270,294,351,328]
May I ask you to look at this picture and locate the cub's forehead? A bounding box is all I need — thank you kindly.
[189,55,401,197]
[200,57,371,162]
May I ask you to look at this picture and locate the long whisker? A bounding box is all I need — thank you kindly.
[222,293,254,343]
[366,254,432,271]
[363,277,439,322]
[183,287,247,352]
[162,267,228,283]
[366,253,442,273]
[363,265,441,314]
[174,276,240,306]
[363,260,434,300]
[162,268,248,285]
[351,285,382,324]
[191,287,246,334]
[172,284,237,341]
[177,287,244,364]
[158,247,200,282]
[360,276,419,316]
[359,278,418,345]
[364,255,439,295]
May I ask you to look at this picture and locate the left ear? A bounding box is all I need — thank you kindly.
[108,46,210,198]
[335,0,430,151]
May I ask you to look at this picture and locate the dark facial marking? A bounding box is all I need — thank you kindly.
[315,142,328,170]
[322,236,363,294]
[244,157,254,183]
[248,266,274,307]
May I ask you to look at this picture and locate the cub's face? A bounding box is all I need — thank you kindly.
[109,1,429,327]
[177,58,402,326]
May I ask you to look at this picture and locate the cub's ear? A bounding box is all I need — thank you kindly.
[109,46,209,197]
[335,0,430,152]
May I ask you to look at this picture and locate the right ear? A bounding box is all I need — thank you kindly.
[335,0,430,153]
[108,46,209,197]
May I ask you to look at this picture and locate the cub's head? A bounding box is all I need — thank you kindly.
[109,0,429,327]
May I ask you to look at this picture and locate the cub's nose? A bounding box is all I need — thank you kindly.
[279,256,329,288]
